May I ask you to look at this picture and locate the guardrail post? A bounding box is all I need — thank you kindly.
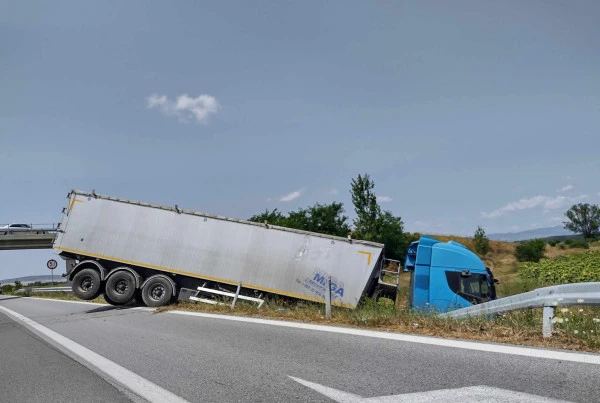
[325,276,332,318]
[231,281,242,309]
[542,306,554,338]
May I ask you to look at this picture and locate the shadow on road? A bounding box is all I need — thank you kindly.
[0,296,23,302]
[86,305,136,314]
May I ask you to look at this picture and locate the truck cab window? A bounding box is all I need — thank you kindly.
[445,271,492,304]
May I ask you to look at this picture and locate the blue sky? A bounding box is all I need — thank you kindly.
[1,1,599,278]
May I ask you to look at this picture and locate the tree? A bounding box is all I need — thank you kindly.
[473,226,490,255]
[515,239,546,263]
[373,210,408,260]
[248,209,288,226]
[249,203,351,237]
[350,174,407,260]
[286,202,351,237]
[14,280,22,290]
[350,173,381,240]
[563,203,600,239]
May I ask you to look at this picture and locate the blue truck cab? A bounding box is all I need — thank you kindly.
[404,236,497,313]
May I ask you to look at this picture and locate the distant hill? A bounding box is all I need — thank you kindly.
[488,226,578,242]
[0,275,67,285]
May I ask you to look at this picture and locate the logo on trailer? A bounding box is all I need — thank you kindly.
[299,269,344,299]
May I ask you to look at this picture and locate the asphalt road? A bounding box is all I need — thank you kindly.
[1,296,599,402]
[0,300,131,402]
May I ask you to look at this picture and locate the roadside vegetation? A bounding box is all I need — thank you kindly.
[8,176,600,352]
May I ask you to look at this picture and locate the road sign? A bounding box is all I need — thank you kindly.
[47,259,58,270]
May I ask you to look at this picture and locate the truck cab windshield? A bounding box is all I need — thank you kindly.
[445,271,494,304]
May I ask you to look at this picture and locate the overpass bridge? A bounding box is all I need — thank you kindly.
[0,233,56,250]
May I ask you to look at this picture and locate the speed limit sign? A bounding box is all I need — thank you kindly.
[47,259,58,270]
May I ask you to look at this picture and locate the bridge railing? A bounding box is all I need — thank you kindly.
[439,282,600,338]
[0,223,59,234]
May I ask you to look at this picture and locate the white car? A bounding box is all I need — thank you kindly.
[0,223,33,234]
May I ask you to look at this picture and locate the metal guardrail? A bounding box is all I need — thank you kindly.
[440,282,600,337]
[0,223,59,234]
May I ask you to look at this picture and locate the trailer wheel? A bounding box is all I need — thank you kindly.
[102,291,119,306]
[105,271,136,305]
[72,268,102,300]
[141,277,173,307]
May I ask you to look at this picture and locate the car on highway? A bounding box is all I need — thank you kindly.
[0,223,33,234]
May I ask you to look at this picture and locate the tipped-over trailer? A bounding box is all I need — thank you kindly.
[54,190,496,311]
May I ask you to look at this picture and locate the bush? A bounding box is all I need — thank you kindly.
[567,239,589,249]
[1,284,14,294]
[514,239,546,263]
[473,226,490,255]
[547,240,559,247]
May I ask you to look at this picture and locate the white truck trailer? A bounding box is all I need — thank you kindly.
[55,190,398,308]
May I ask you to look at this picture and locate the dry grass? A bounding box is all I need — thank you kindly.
[155,297,600,352]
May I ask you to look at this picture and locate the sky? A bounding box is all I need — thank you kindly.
[1,1,599,278]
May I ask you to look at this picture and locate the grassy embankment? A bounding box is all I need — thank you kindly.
[22,237,600,352]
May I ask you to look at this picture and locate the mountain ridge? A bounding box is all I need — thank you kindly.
[488,225,577,242]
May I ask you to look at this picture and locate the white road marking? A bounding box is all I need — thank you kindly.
[170,311,600,366]
[290,376,571,402]
[0,305,189,403]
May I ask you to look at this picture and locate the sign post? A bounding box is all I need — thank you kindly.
[47,259,57,285]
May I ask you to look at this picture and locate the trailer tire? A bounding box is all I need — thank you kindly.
[72,268,102,300]
[104,271,136,305]
[141,277,173,307]
[102,291,119,306]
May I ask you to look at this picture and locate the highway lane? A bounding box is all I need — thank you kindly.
[1,296,599,402]
[0,300,131,402]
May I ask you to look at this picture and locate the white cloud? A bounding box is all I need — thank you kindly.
[548,216,563,222]
[557,184,573,192]
[327,188,339,196]
[279,189,302,202]
[146,93,220,124]
[266,197,273,202]
[377,195,392,202]
[481,194,588,218]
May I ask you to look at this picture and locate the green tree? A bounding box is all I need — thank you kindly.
[14,280,22,290]
[248,209,288,226]
[350,173,381,240]
[515,239,546,263]
[350,173,407,260]
[373,210,408,260]
[563,203,600,239]
[286,202,351,237]
[473,226,490,255]
[249,203,351,237]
